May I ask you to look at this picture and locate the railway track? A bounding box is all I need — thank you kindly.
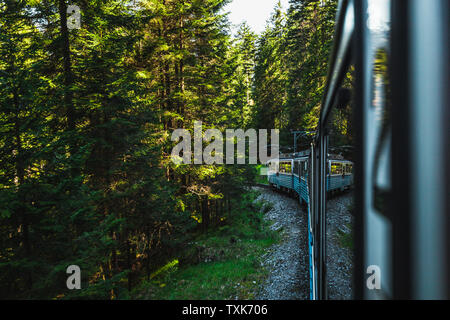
[254,186,354,300]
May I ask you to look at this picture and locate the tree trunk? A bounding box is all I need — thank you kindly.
[13,86,32,290]
[58,0,78,172]
[201,197,210,231]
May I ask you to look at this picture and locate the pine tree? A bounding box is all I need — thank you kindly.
[252,1,288,135]
[0,0,267,299]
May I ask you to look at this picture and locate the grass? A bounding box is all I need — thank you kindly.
[133,191,280,300]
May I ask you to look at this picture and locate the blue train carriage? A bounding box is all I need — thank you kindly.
[293,157,310,205]
[267,158,294,192]
[326,158,354,193]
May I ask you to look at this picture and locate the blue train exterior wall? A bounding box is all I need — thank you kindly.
[293,175,301,195]
[268,172,293,190]
[267,159,353,201]
[327,174,353,192]
[268,172,276,187]
[294,175,310,204]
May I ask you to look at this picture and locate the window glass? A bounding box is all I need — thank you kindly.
[300,161,307,178]
[272,161,279,172]
[294,161,299,175]
[346,163,353,174]
[279,162,292,174]
[331,162,343,175]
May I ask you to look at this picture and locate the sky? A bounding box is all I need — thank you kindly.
[224,0,290,35]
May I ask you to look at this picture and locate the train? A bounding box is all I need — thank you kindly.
[266,151,353,300]
[267,152,353,205]
[267,0,449,300]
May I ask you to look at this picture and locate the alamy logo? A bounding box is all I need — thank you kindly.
[66,265,81,290]
[67,5,81,30]
[171,121,279,166]
[366,265,381,290]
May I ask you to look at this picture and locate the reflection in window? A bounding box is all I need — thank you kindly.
[294,161,299,176]
[331,162,343,175]
[345,163,353,175]
[301,161,308,178]
[372,48,392,214]
[367,0,390,33]
[279,162,292,174]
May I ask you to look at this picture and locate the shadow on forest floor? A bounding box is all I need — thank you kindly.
[132,190,280,300]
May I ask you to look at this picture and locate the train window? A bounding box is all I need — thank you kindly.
[279,162,292,174]
[345,163,353,175]
[331,162,343,175]
[301,161,308,178]
[294,161,299,176]
[287,162,292,173]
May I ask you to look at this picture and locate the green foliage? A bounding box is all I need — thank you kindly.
[0,0,350,300]
[251,0,352,150]
[132,190,279,300]
[252,2,288,132]
[0,0,263,299]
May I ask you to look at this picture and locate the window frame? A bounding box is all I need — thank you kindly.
[293,160,299,176]
[300,160,308,179]
[345,162,353,175]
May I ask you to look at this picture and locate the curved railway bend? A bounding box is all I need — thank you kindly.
[254,186,353,300]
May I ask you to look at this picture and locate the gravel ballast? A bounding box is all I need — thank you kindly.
[254,187,309,300]
[254,186,354,300]
[325,191,354,300]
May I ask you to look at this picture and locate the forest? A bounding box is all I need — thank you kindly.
[0,0,352,299]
